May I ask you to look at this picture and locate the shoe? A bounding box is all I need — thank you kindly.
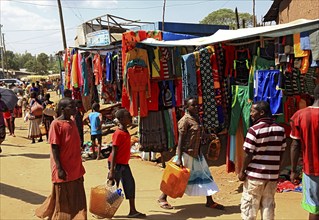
[127,212,146,218]
[158,200,173,210]
[38,139,43,143]
[206,202,225,210]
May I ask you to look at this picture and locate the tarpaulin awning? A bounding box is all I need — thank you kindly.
[141,19,319,47]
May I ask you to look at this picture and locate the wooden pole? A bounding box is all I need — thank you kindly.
[162,0,166,31]
[57,0,67,49]
[235,7,240,29]
[253,0,256,27]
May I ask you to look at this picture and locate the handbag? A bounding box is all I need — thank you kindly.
[31,101,43,116]
[39,123,47,135]
[206,136,221,161]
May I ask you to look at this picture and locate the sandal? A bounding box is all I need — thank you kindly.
[158,200,173,210]
[127,212,146,218]
[206,202,225,210]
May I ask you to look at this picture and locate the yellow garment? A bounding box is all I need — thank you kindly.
[151,47,161,78]
[71,53,79,88]
[294,33,308,58]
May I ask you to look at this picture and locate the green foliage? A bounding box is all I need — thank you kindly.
[0,51,60,75]
[200,8,253,29]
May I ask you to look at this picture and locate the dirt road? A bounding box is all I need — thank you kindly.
[0,116,308,220]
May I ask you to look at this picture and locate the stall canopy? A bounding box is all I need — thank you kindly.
[141,19,319,47]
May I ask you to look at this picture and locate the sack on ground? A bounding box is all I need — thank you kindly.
[89,183,124,219]
[160,161,190,198]
[206,137,221,161]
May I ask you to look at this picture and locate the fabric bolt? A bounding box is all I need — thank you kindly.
[240,178,277,220]
[284,96,300,124]
[173,47,182,77]
[127,66,151,117]
[160,47,171,79]
[159,81,176,107]
[290,107,319,176]
[309,30,319,61]
[199,48,219,130]
[171,153,219,196]
[139,111,167,152]
[243,117,286,180]
[284,68,300,96]
[181,53,197,99]
[301,173,319,215]
[304,67,318,95]
[229,85,252,136]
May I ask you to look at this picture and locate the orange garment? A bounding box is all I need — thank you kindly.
[49,120,85,183]
[93,54,102,85]
[127,66,151,117]
[64,49,71,89]
[294,33,309,58]
[71,53,79,88]
[300,51,310,74]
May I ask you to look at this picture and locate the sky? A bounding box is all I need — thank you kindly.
[0,0,274,56]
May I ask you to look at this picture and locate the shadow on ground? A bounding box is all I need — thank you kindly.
[0,153,49,159]
[114,203,240,220]
[0,182,46,205]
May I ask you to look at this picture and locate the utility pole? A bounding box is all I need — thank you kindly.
[235,7,240,29]
[0,24,5,78]
[162,0,166,31]
[57,0,67,49]
[2,34,9,78]
[253,0,256,27]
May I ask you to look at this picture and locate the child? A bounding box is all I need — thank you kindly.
[108,109,146,218]
[88,103,103,160]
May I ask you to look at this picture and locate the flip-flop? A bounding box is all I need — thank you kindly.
[127,212,146,218]
[206,202,225,210]
[158,200,173,210]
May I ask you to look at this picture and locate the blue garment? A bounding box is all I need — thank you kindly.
[300,31,311,50]
[158,80,176,107]
[254,70,283,115]
[89,112,102,135]
[106,52,112,82]
[81,56,89,96]
[182,53,197,99]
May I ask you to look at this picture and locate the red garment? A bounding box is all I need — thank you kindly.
[290,107,319,176]
[93,54,102,85]
[284,96,300,123]
[174,79,183,107]
[49,120,85,183]
[222,45,236,77]
[127,66,151,117]
[110,129,131,165]
[147,82,159,111]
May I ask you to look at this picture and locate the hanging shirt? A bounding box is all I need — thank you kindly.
[93,54,102,85]
[81,56,89,96]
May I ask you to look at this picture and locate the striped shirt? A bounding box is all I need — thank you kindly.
[243,118,286,181]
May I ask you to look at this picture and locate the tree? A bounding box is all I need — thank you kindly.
[200,8,253,29]
[36,53,50,75]
[4,51,20,70]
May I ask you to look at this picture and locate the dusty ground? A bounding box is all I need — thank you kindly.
[0,94,308,220]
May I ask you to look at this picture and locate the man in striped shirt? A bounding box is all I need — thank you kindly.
[238,101,286,220]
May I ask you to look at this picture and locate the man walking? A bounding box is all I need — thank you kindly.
[238,101,286,220]
[290,85,319,220]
